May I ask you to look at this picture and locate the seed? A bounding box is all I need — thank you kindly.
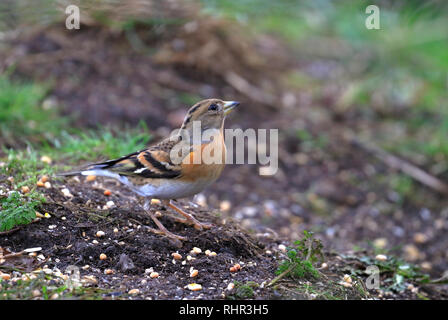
[32,289,41,297]
[227,283,235,291]
[104,269,114,275]
[321,262,328,269]
[343,274,352,283]
[7,176,14,183]
[171,252,182,260]
[96,231,105,237]
[40,156,52,164]
[150,199,161,205]
[220,200,231,212]
[61,188,73,198]
[36,180,45,187]
[187,283,202,291]
[209,252,217,257]
[375,254,388,262]
[99,253,107,260]
[278,244,287,252]
[40,175,49,183]
[86,175,96,182]
[191,247,202,254]
[104,190,111,196]
[1,273,11,280]
[230,267,236,272]
[50,293,59,300]
[155,211,162,218]
[413,233,428,244]
[44,212,51,218]
[113,228,119,233]
[150,272,159,279]
[205,250,211,256]
[44,182,51,189]
[21,186,30,194]
[190,269,199,278]
[128,289,140,295]
[35,212,44,218]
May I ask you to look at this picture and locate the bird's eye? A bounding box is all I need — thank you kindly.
[208,104,219,111]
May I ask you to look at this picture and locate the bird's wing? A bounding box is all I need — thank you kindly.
[84,136,185,179]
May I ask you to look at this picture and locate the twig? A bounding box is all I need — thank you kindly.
[350,137,448,196]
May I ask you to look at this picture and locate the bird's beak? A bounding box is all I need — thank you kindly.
[223,101,240,115]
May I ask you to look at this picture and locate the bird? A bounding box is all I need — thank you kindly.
[59,99,240,245]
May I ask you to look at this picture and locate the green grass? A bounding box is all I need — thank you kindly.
[204,0,448,167]
[0,74,67,146]
[0,191,44,232]
[45,123,151,164]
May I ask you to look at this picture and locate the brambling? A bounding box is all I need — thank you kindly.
[60,99,240,244]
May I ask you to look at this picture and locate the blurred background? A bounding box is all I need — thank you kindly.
[1,0,448,279]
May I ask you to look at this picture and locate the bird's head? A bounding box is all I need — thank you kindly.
[180,99,240,133]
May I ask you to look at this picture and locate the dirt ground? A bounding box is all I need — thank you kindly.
[1,6,448,300]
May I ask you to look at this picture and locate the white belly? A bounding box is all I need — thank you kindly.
[136,179,213,199]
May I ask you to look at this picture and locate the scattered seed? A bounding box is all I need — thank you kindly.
[150,199,161,205]
[96,231,105,237]
[172,252,182,260]
[343,274,352,283]
[7,176,14,183]
[150,272,159,279]
[113,228,119,233]
[145,268,154,274]
[21,186,30,194]
[104,190,111,196]
[44,212,51,218]
[35,212,44,218]
[375,254,388,261]
[219,200,231,212]
[209,252,217,257]
[61,188,73,198]
[40,175,49,183]
[320,262,328,269]
[104,269,114,275]
[278,244,287,252]
[205,250,211,256]
[99,253,107,260]
[36,180,45,187]
[128,289,140,295]
[32,289,41,297]
[155,211,162,218]
[187,283,202,291]
[1,273,11,280]
[227,283,235,291]
[191,247,202,254]
[190,269,199,278]
[50,293,59,300]
[44,181,52,189]
[86,175,96,182]
[82,275,98,285]
[40,156,52,164]
[413,233,428,244]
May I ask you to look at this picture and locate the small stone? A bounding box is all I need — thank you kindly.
[99,253,107,260]
[50,293,59,300]
[32,289,41,297]
[187,283,202,291]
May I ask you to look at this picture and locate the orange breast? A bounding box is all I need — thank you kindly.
[181,134,226,182]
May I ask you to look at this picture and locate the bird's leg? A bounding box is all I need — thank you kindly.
[164,200,213,231]
[142,199,187,244]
